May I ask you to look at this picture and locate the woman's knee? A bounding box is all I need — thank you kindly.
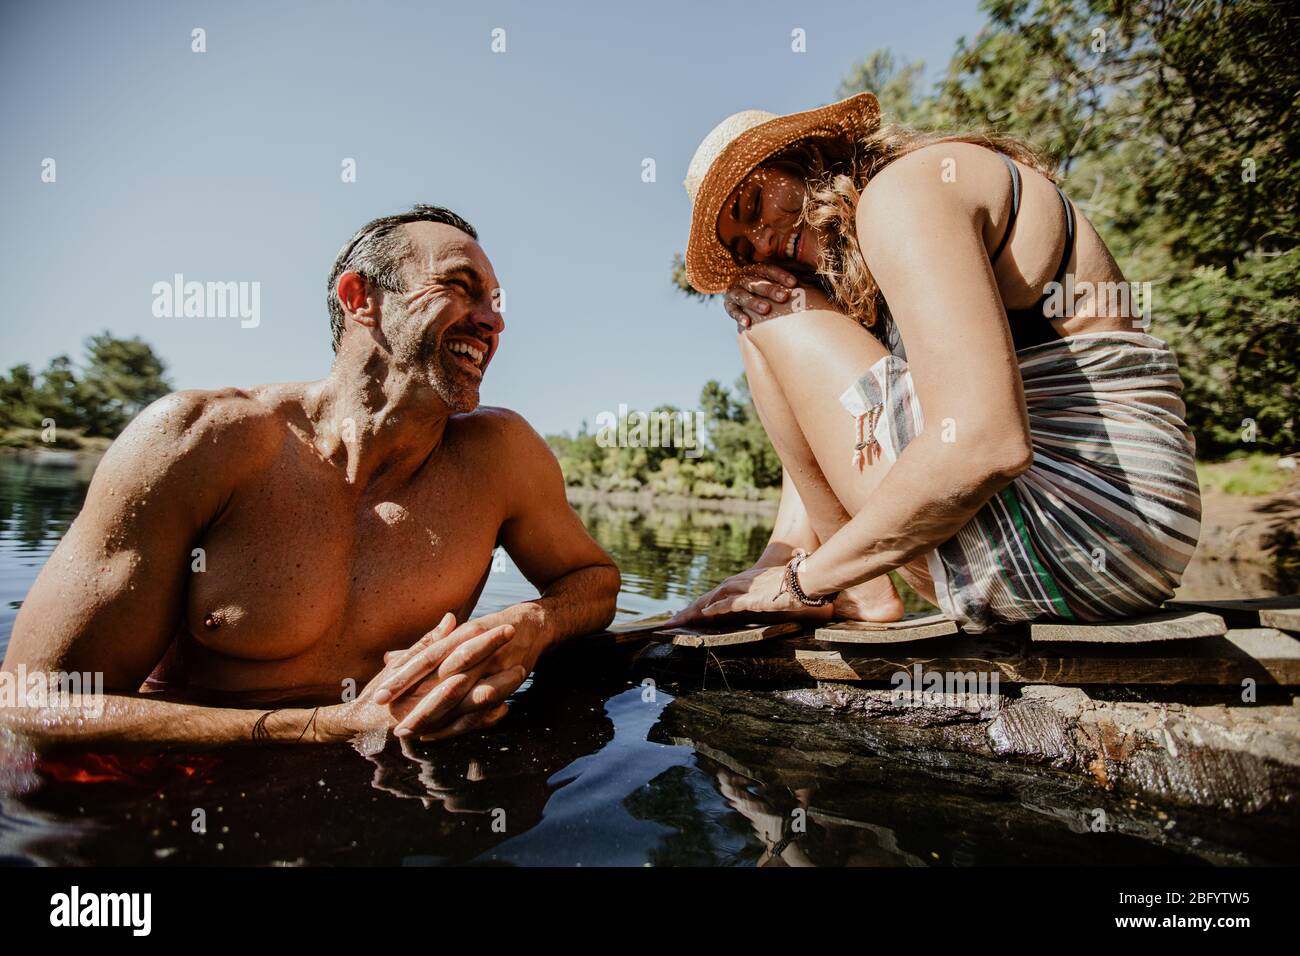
[743,309,896,511]
[741,310,889,424]
[744,309,889,388]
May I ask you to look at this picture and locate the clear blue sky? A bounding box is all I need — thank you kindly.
[1,0,986,437]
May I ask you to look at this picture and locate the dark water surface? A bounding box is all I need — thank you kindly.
[0,452,1289,866]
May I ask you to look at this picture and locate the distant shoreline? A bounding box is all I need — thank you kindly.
[0,442,107,468]
[0,429,112,454]
[565,486,779,515]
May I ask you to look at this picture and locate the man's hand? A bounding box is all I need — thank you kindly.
[319,612,525,743]
[366,605,549,741]
[365,736,504,812]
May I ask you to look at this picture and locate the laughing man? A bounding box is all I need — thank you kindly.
[1,206,620,745]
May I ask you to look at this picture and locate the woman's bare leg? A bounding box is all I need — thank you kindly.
[739,310,937,609]
[740,328,917,619]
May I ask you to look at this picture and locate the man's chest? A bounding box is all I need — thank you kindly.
[182,465,503,672]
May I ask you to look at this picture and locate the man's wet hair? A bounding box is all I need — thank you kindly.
[327,205,478,352]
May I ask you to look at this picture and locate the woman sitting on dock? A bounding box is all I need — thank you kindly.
[669,93,1201,633]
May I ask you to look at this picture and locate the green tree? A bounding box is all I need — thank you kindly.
[700,376,782,490]
[699,379,743,424]
[838,49,936,127]
[73,332,171,436]
[547,423,606,488]
[36,355,78,423]
[929,0,1298,453]
[545,377,785,496]
[0,364,42,430]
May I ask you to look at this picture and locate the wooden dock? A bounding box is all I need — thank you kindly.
[590,597,1300,690]
[565,597,1300,815]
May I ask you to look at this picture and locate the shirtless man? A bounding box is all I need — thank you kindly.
[0,205,620,746]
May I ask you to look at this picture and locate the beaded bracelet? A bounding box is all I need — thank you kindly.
[783,549,833,607]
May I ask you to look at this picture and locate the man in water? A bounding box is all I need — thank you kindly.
[1,205,620,745]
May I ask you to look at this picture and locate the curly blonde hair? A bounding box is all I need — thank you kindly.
[769,128,1055,338]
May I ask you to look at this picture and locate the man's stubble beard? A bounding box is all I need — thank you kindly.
[429,347,481,414]
[389,300,481,414]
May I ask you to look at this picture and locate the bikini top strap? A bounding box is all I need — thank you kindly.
[1049,185,1076,287]
[1020,184,1078,323]
[989,152,1021,263]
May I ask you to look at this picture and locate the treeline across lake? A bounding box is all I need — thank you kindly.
[545,377,784,500]
[0,333,171,449]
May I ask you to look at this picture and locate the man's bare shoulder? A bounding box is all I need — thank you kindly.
[103,386,290,485]
[450,405,543,442]
[448,406,557,472]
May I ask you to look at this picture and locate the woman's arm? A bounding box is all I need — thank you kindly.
[664,471,820,626]
[795,150,1034,599]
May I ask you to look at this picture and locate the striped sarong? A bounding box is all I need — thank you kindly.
[839,331,1202,632]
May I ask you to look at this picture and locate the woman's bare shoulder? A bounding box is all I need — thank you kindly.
[856,142,1012,262]
[860,142,1010,216]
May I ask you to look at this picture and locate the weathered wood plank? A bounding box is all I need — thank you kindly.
[562,613,675,652]
[607,612,674,633]
[661,622,801,648]
[633,632,1300,687]
[1224,628,1300,683]
[1030,610,1226,643]
[816,613,959,644]
[1166,596,1300,629]
[656,686,1300,828]
[1260,608,1300,634]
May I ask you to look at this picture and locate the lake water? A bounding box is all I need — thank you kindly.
[0,452,1291,866]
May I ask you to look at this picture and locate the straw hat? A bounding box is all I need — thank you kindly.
[682,92,880,294]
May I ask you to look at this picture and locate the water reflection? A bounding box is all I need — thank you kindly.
[0,666,623,866]
[644,689,1297,866]
[574,500,937,614]
[0,452,99,646]
[0,451,95,553]
[573,502,775,607]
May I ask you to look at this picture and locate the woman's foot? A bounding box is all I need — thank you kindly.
[831,575,906,623]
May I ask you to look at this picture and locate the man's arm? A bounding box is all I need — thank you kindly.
[493,412,621,647]
[0,693,327,746]
[0,391,312,747]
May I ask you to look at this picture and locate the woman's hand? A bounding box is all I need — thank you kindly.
[666,565,833,628]
[724,264,799,330]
